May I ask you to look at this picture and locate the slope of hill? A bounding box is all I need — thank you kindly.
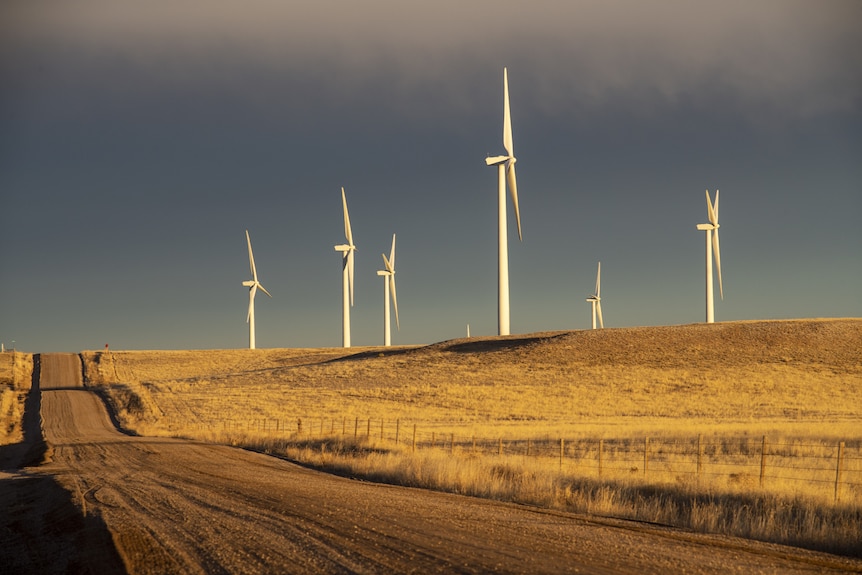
[81,319,862,438]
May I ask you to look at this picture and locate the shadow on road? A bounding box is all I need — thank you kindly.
[0,354,128,574]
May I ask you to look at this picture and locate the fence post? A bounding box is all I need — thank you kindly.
[697,434,703,484]
[835,441,846,503]
[560,438,564,469]
[342,417,346,435]
[644,437,650,477]
[450,433,454,455]
[412,424,417,453]
[598,439,604,477]
[380,419,384,441]
[396,419,400,444]
[366,418,371,438]
[354,417,359,439]
[297,418,302,434]
[759,436,767,488]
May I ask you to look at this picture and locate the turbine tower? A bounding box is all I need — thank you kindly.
[485,67,522,336]
[376,234,400,346]
[241,229,272,349]
[696,189,723,323]
[586,261,603,329]
[334,187,357,347]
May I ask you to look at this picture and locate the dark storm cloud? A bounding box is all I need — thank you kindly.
[6,0,860,123]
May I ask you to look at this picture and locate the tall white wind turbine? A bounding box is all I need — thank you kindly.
[376,234,400,346]
[334,188,357,347]
[586,261,603,330]
[696,189,723,323]
[485,67,522,336]
[241,229,272,349]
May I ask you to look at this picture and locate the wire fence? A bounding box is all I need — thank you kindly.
[167,416,862,504]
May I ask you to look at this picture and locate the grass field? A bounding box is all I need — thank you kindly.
[76,319,862,556]
[3,319,860,555]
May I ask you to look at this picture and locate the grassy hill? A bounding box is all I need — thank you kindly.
[82,319,862,439]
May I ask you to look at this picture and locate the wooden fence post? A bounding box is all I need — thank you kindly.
[354,417,359,439]
[644,437,650,477]
[412,424,417,453]
[380,419,384,441]
[560,438,564,469]
[342,417,346,435]
[835,441,846,503]
[395,419,400,444]
[366,418,371,438]
[697,434,703,484]
[598,439,604,477]
[759,436,767,488]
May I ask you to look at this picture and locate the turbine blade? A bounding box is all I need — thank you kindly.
[259,283,272,298]
[595,261,601,297]
[246,230,257,279]
[502,68,513,157]
[706,189,718,226]
[390,276,399,330]
[348,250,355,306]
[713,227,723,300]
[508,162,522,241]
[596,301,604,329]
[714,189,719,222]
[247,286,256,323]
[389,233,396,270]
[342,187,354,245]
[382,253,393,273]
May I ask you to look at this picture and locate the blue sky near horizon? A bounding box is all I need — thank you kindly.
[1,1,861,352]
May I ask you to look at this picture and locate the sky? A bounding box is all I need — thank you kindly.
[1,0,861,352]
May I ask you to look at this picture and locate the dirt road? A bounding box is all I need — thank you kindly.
[4,354,860,574]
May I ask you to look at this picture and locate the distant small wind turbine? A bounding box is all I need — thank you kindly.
[485,67,522,336]
[334,188,357,347]
[586,262,603,329]
[696,189,723,323]
[376,234,400,346]
[241,230,272,349]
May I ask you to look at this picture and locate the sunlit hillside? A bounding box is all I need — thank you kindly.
[82,319,862,439]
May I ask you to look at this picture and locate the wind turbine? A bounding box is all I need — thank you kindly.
[376,234,399,346]
[485,67,522,336]
[241,229,272,349]
[696,189,723,323]
[334,187,357,347]
[586,261,603,329]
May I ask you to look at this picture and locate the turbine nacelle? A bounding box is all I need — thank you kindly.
[485,155,509,166]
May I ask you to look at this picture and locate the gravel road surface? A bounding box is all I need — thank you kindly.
[3,354,860,574]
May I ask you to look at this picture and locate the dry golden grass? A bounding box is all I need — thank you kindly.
[0,352,33,445]
[73,319,862,556]
[83,319,862,439]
